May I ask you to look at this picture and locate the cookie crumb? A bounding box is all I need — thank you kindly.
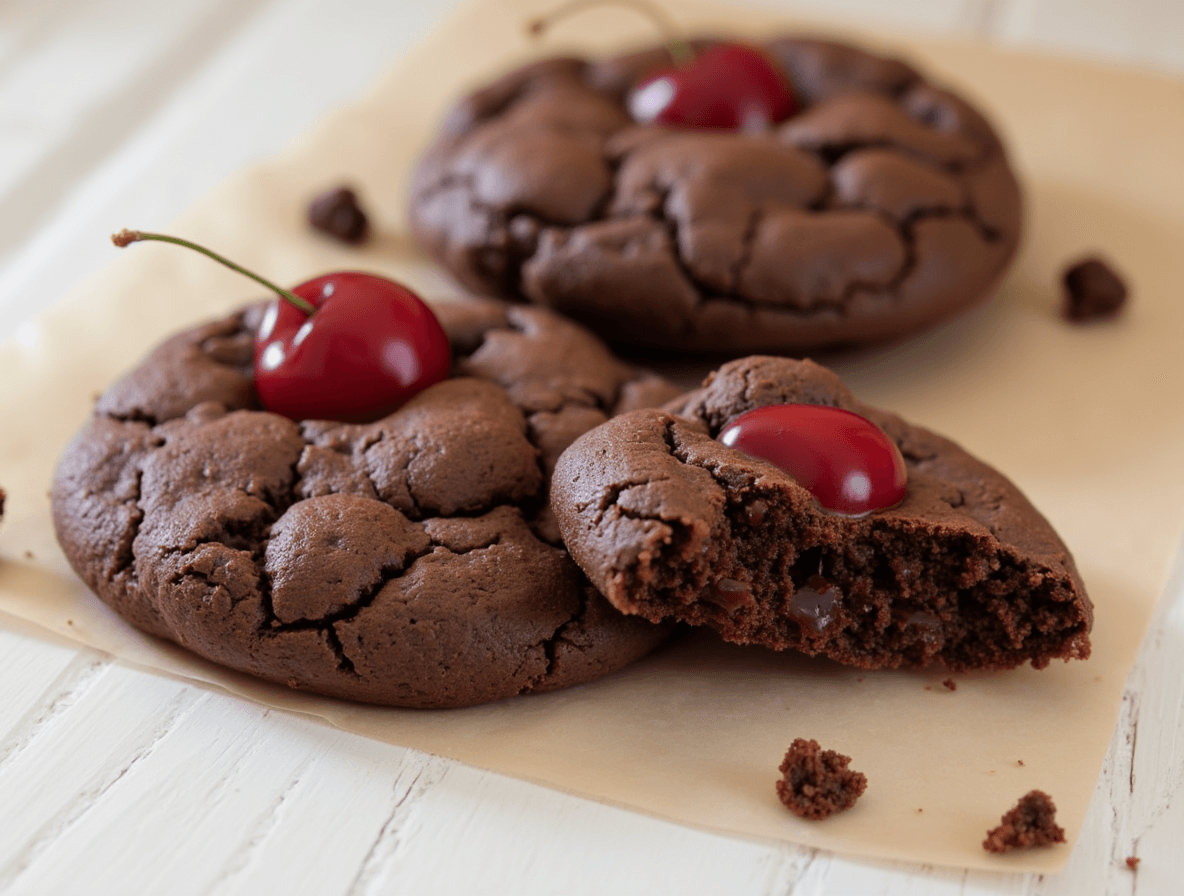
[942,678,956,691]
[1125,856,1140,870]
[983,790,1065,853]
[308,185,370,244]
[776,738,867,820]
[1017,759,1025,767]
[1061,256,1127,321]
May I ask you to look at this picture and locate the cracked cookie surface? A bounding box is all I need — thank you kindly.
[551,356,1091,671]
[52,298,676,708]
[409,37,1021,353]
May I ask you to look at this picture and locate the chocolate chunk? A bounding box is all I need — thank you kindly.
[308,185,370,244]
[1061,256,1128,321]
[775,738,867,820]
[983,790,1066,853]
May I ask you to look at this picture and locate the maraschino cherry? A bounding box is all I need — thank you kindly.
[529,0,797,131]
[718,404,907,516]
[112,230,451,423]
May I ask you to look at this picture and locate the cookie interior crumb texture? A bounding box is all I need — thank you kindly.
[51,298,677,708]
[552,356,1092,671]
[1061,255,1128,321]
[409,36,1022,354]
[776,737,867,820]
[982,790,1066,853]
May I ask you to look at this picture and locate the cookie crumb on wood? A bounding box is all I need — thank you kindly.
[1125,856,1140,870]
[983,790,1065,853]
[776,738,867,820]
[942,678,956,691]
[307,185,370,244]
[1061,256,1128,321]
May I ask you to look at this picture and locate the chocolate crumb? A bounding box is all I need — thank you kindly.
[983,790,1065,853]
[1125,856,1140,870]
[1061,256,1128,321]
[776,738,867,820]
[1017,759,1025,767]
[942,678,957,691]
[308,186,370,244]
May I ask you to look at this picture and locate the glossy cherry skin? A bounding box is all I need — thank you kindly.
[627,43,797,131]
[718,404,907,516]
[253,272,451,423]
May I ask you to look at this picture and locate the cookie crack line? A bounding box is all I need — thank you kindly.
[519,588,591,693]
[728,206,765,296]
[263,556,431,670]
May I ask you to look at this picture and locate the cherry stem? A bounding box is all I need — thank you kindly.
[527,0,693,66]
[111,229,317,316]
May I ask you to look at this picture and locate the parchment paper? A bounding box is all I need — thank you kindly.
[2,0,1183,872]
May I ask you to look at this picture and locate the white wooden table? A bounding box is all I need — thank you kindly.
[1,1,1181,893]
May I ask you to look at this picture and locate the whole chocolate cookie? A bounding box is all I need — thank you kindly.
[52,298,676,708]
[551,357,1091,671]
[409,37,1021,353]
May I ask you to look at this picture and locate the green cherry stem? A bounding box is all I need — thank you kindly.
[111,229,318,316]
[527,0,693,66]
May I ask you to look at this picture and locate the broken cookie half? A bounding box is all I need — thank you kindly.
[552,356,1091,671]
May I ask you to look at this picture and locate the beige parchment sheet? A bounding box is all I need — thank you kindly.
[2,0,1183,873]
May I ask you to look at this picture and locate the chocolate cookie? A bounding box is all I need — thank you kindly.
[52,298,676,708]
[409,37,1021,353]
[551,356,1091,671]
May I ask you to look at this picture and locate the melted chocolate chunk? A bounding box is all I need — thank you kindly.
[789,575,842,634]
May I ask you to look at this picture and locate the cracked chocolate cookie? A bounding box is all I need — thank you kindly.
[409,37,1021,353]
[52,297,676,708]
[551,356,1092,671]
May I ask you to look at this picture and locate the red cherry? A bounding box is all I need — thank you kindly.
[628,43,797,131]
[718,404,907,516]
[254,272,450,423]
[111,230,451,423]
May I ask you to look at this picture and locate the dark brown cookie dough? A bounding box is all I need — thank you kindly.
[776,738,867,820]
[983,790,1065,853]
[52,297,676,708]
[409,37,1021,353]
[551,356,1092,671]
